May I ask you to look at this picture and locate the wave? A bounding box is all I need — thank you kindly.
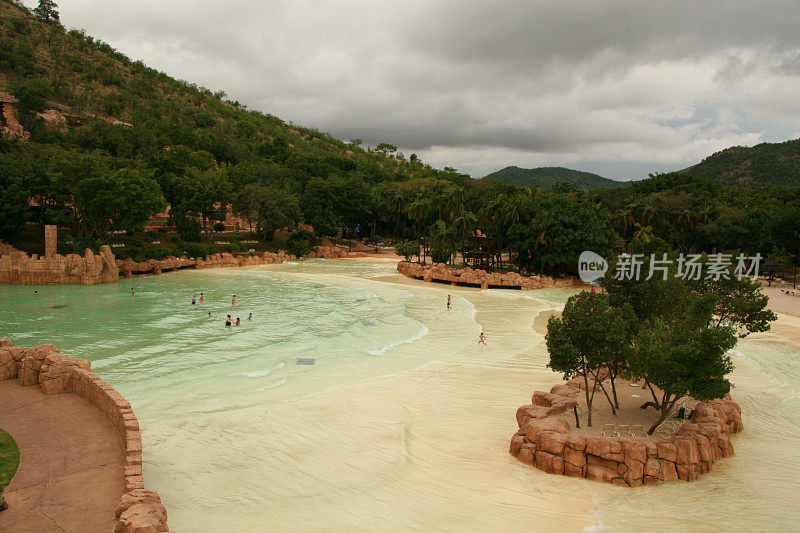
[367,324,429,355]
[253,378,287,392]
[229,361,285,378]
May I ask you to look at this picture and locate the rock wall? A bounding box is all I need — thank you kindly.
[509,378,743,486]
[0,339,169,533]
[307,245,368,259]
[0,246,119,285]
[117,250,295,277]
[397,261,575,290]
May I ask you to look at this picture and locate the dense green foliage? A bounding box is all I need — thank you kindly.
[685,139,800,187]
[483,166,625,189]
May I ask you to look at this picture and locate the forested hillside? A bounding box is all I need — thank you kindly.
[684,138,800,187]
[483,166,626,189]
[0,0,469,250]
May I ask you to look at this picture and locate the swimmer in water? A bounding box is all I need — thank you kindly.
[130,288,135,296]
[248,313,252,321]
[232,295,236,307]
[199,292,204,303]
[447,294,451,310]
[478,331,486,345]
[225,315,232,327]
[236,317,241,326]
[192,294,197,305]
[208,312,212,318]
[34,290,38,295]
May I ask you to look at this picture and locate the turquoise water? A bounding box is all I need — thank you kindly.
[1,260,799,532]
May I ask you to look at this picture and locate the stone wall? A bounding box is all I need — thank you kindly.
[0,246,119,285]
[0,339,169,533]
[307,245,368,259]
[117,250,296,277]
[397,261,575,290]
[509,378,743,486]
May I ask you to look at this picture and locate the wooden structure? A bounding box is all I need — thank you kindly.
[461,234,498,270]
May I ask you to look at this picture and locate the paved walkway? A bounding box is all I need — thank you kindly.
[0,379,124,532]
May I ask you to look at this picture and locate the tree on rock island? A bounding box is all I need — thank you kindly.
[546,291,636,426]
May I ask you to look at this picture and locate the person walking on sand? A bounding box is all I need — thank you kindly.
[232,295,237,307]
[478,331,486,345]
[225,315,232,327]
[447,294,451,310]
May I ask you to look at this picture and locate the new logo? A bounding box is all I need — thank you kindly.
[578,250,608,283]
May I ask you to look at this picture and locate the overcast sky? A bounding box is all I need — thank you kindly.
[29,1,800,180]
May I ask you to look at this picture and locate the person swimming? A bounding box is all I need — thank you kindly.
[232,295,236,307]
[130,288,135,296]
[192,294,197,305]
[199,292,204,303]
[447,294,451,310]
[478,331,486,345]
[208,312,212,318]
[236,317,241,326]
[248,313,252,320]
[225,315,232,327]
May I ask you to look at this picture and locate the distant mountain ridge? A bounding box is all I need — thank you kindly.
[483,166,626,189]
[682,138,800,187]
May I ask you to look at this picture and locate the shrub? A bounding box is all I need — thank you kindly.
[183,243,211,258]
[213,222,225,232]
[430,248,451,264]
[287,230,316,257]
[176,217,202,242]
[224,242,241,253]
[395,241,420,261]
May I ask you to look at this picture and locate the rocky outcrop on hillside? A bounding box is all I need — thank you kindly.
[397,261,574,290]
[509,378,743,486]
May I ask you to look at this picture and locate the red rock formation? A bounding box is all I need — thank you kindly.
[509,379,743,486]
[0,339,169,532]
[0,92,29,139]
[397,261,574,290]
[116,251,296,278]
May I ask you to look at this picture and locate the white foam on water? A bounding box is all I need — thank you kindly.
[366,323,429,355]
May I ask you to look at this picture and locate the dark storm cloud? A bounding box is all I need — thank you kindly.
[34,1,800,179]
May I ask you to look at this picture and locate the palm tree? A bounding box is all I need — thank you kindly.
[673,209,695,233]
[430,219,458,264]
[633,223,654,244]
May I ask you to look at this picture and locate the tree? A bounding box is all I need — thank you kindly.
[256,187,301,241]
[546,291,637,426]
[633,299,737,434]
[287,230,315,257]
[74,169,165,239]
[395,241,420,261]
[34,0,59,22]
[375,143,397,155]
[429,219,457,264]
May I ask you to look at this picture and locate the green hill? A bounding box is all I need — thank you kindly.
[483,166,625,189]
[0,0,472,251]
[683,138,800,187]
